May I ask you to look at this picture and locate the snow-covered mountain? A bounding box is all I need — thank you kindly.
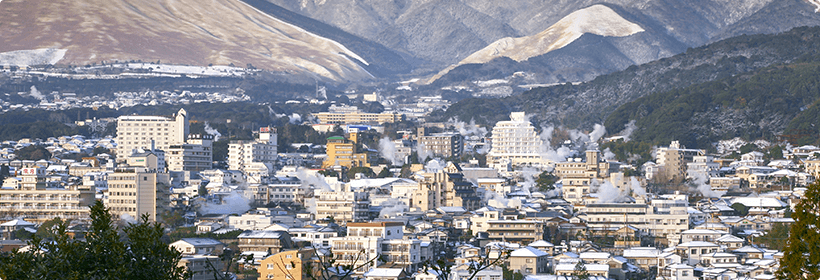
[430,5,645,83]
[0,0,379,81]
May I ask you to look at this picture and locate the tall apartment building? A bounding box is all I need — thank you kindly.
[655,141,705,181]
[166,134,213,172]
[575,197,690,241]
[0,167,96,223]
[487,112,547,171]
[116,108,189,161]
[554,150,623,203]
[228,127,278,172]
[313,104,400,125]
[418,131,463,159]
[312,187,370,223]
[106,153,171,222]
[329,222,422,275]
[411,162,480,211]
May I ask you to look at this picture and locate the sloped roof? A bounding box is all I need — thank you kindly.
[1,218,35,227]
[510,246,548,257]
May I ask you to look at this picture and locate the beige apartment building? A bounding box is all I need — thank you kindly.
[555,150,624,203]
[577,199,689,241]
[411,162,480,211]
[486,220,545,245]
[313,105,400,125]
[116,108,189,161]
[166,134,213,172]
[418,131,463,159]
[0,167,96,223]
[228,127,277,172]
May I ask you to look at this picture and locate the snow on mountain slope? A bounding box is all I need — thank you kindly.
[0,48,67,66]
[0,0,372,81]
[428,5,644,83]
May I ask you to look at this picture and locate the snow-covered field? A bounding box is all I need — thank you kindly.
[121,63,250,76]
[0,48,67,66]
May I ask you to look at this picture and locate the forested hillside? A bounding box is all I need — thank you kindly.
[433,26,820,132]
[605,59,820,148]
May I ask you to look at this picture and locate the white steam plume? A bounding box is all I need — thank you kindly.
[424,159,444,173]
[592,179,627,203]
[379,137,401,166]
[378,199,409,218]
[417,142,432,163]
[603,148,616,161]
[198,191,252,215]
[629,177,646,197]
[589,124,606,143]
[485,191,523,209]
[447,117,488,138]
[620,120,637,142]
[296,167,332,192]
[689,172,726,198]
[204,122,221,141]
[120,213,138,225]
[30,86,45,100]
[268,105,286,118]
[289,113,302,124]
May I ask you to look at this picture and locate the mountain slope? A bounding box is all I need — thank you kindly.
[0,0,378,81]
[432,27,820,130]
[604,59,820,148]
[428,5,645,83]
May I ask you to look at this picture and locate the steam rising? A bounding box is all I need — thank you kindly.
[378,199,409,218]
[619,120,637,142]
[198,191,252,215]
[592,179,628,203]
[204,122,221,141]
[379,137,401,166]
[689,172,726,198]
[289,113,302,124]
[30,86,45,100]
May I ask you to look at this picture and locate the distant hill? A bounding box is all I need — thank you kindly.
[605,58,820,148]
[432,27,820,135]
[0,0,388,82]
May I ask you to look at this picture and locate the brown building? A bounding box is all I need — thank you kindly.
[258,249,318,280]
[237,231,293,255]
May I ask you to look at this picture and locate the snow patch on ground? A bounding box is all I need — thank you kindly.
[474,79,508,87]
[0,48,67,66]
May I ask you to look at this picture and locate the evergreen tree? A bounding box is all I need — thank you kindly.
[776,181,820,279]
[0,201,191,280]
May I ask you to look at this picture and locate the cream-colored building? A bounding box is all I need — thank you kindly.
[258,249,317,280]
[116,108,189,161]
[411,162,480,211]
[106,165,172,222]
[228,127,278,172]
[166,134,213,172]
[313,187,370,223]
[313,105,400,125]
[654,141,705,181]
[0,167,96,223]
[508,247,550,275]
[487,112,547,171]
[576,198,689,240]
[555,150,625,203]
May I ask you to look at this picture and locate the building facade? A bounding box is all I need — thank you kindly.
[116,108,189,161]
[487,112,547,171]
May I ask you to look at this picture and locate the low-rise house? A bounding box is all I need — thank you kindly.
[178,255,223,280]
[676,241,719,265]
[237,231,293,255]
[508,246,549,275]
[363,268,407,280]
[622,247,660,271]
[170,238,224,256]
[258,249,317,280]
[660,263,695,280]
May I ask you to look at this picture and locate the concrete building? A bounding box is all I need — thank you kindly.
[555,150,624,203]
[116,108,189,161]
[228,127,278,172]
[166,134,213,172]
[655,141,705,182]
[322,135,369,169]
[313,104,401,125]
[411,162,480,211]
[258,249,318,280]
[487,112,547,172]
[418,132,463,159]
[313,187,370,223]
[0,167,96,223]
[106,156,172,222]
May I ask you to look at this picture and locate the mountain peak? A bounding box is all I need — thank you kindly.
[428,4,643,83]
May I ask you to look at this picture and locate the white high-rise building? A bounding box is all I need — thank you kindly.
[487,112,547,171]
[116,108,189,161]
[228,127,278,172]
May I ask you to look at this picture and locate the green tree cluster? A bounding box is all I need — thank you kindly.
[777,181,820,279]
[0,201,191,280]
